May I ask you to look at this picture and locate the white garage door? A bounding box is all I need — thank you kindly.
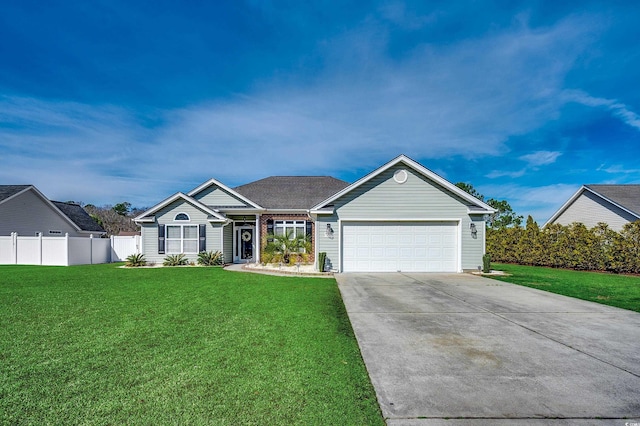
[342,221,458,272]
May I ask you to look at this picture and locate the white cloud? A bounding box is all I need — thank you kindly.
[596,164,640,175]
[0,12,607,207]
[519,151,562,166]
[562,90,640,130]
[485,169,527,179]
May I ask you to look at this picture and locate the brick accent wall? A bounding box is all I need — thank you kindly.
[260,214,315,260]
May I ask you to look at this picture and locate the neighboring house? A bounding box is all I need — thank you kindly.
[0,185,106,237]
[545,184,640,232]
[134,155,495,272]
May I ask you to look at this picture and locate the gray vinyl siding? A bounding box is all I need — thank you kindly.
[467,215,486,271]
[193,186,249,207]
[316,215,339,272]
[141,223,161,263]
[323,164,485,271]
[141,199,224,263]
[0,190,82,237]
[553,191,638,232]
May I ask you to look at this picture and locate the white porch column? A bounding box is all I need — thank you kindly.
[255,214,260,263]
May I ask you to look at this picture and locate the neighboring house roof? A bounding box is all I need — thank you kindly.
[234,176,350,210]
[0,185,32,203]
[545,184,640,227]
[0,185,105,234]
[311,155,496,214]
[51,201,106,233]
[584,184,640,216]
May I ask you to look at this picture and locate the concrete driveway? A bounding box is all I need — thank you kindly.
[336,273,640,425]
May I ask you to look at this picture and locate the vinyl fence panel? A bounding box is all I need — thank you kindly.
[0,233,112,266]
[42,237,68,266]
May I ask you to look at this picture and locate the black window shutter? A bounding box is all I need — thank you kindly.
[266,219,274,243]
[158,224,165,254]
[306,221,312,242]
[199,224,207,252]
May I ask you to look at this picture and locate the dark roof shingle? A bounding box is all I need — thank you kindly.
[234,176,350,209]
[586,184,640,216]
[52,201,106,233]
[0,185,31,202]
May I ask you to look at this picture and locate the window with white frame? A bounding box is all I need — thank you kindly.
[166,225,198,253]
[274,220,306,239]
[174,212,190,221]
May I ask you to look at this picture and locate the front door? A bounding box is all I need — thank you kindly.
[235,227,254,262]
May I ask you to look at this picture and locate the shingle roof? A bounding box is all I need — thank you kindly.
[0,185,31,203]
[52,201,106,233]
[234,176,350,209]
[585,184,640,216]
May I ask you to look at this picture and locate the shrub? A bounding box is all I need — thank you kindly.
[318,252,327,272]
[487,219,640,274]
[482,254,491,273]
[163,253,188,266]
[125,253,146,267]
[197,251,223,266]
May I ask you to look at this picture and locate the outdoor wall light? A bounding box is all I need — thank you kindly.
[470,223,477,236]
[325,224,334,238]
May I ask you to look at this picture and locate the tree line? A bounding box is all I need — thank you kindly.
[77,201,144,236]
[487,218,640,274]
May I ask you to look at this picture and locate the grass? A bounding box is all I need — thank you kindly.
[0,264,384,425]
[488,263,640,313]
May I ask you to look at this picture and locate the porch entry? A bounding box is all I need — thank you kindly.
[234,225,254,263]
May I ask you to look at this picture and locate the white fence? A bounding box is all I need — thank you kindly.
[110,235,141,262]
[0,233,141,266]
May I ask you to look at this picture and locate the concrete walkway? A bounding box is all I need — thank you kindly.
[336,273,640,425]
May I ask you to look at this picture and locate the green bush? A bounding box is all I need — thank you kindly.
[125,253,146,267]
[487,218,640,274]
[197,251,223,266]
[318,252,327,272]
[163,253,188,266]
[482,254,491,273]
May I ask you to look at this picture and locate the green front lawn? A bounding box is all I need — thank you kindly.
[0,264,383,425]
[489,263,640,313]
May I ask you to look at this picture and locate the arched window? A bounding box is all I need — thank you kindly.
[174,212,190,221]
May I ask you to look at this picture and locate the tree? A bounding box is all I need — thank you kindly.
[113,202,132,216]
[455,182,523,229]
[486,198,523,229]
[455,182,484,201]
[83,203,142,236]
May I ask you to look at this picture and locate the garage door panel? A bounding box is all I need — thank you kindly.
[342,221,458,272]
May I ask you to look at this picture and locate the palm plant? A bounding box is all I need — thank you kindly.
[125,253,146,267]
[266,230,310,264]
[197,250,223,266]
[163,253,188,266]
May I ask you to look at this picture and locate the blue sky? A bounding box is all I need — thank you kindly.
[1,1,639,223]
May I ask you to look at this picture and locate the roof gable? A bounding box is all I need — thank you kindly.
[311,155,495,213]
[188,178,263,209]
[545,184,640,227]
[134,192,227,223]
[234,176,350,210]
